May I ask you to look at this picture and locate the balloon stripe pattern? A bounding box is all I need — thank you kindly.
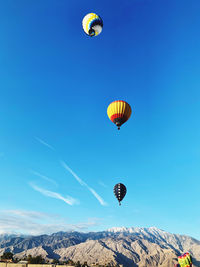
[107,100,132,130]
[178,252,192,267]
[114,183,127,205]
[82,13,103,37]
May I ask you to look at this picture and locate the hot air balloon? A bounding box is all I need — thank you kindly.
[178,252,192,267]
[107,100,132,130]
[82,13,103,37]
[114,183,127,205]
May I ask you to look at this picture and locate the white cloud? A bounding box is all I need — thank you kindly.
[7,210,51,219]
[35,137,54,150]
[61,161,86,186]
[87,186,107,206]
[0,210,100,235]
[61,161,107,206]
[98,181,107,188]
[30,170,58,186]
[29,182,79,206]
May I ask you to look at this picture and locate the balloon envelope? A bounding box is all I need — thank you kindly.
[178,252,192,267]
[107,100,132,130]
[82,13,103,37]
[114,183,127,205]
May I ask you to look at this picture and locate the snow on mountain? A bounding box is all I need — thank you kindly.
[0,227,200,266]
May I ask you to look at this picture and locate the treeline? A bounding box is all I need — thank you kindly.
[0,252,119,267]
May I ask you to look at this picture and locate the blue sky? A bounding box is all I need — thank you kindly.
[0,0,200,239]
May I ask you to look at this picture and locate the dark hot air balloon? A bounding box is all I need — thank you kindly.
[114,183,127,205]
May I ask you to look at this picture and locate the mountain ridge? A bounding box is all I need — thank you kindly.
[0,227,200,266]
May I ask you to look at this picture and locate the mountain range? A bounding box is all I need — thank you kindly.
[0,227,200,266]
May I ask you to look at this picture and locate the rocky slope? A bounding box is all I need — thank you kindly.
[1,227,200,266]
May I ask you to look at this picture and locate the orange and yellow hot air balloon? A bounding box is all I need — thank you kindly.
[107,100,132,130]
[178,252,192,267]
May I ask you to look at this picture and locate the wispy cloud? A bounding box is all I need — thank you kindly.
[98,181,107,188]
[29,183,79,206]
[0,210,101,235]
[61,161,107,206]
[7,210,50,220]
[35,137,54,151]
[30,170,58,186]
[131,209,140,214]
[87,186,107,206]
[61,162,86,186]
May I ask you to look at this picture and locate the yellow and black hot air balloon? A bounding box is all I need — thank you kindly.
[82,13,103,37]
[107,100,132,130]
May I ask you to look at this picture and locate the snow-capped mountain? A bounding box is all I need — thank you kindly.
[0,227,200,266]
[107,226,161,234]
[107,227,135,233]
